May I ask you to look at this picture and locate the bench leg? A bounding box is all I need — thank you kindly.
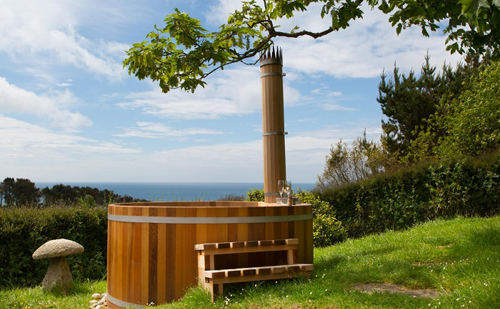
[208,282,223,302]
[214,283,223,299]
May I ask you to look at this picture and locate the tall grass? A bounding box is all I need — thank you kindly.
[1,216,498,308]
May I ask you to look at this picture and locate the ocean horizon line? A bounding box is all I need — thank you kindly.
[35,182,317,202]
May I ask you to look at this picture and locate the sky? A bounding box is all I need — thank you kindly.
[0,0,463,183]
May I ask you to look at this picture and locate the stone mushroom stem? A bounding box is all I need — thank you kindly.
[42,256,73,293]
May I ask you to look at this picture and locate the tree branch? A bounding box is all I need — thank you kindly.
[272,27,335,39]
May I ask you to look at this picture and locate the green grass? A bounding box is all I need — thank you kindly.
[0,280,106,309]
[1,216,499,308]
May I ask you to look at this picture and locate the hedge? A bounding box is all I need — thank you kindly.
[0,206,107,287]
[319,150,500,238]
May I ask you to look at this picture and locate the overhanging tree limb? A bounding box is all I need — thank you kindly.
[124,0,500,93]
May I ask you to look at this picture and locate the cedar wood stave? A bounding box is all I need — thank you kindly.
[107,202,313,308]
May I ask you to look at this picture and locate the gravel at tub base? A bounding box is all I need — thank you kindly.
[353,283,440,298]
[89,293,109,309]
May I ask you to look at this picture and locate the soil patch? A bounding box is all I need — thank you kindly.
[353,283,440,298]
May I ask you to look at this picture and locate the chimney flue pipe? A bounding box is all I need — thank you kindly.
[260,47,286,203]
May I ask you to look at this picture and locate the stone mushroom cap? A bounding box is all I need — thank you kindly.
[32,238,84,260]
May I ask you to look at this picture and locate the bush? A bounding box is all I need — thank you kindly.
[246,188,265,202]
[246,188,347,247]
[0,206,108,287]
[312,214,347,247]
[319,150,500,238]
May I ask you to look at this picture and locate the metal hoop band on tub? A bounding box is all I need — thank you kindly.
[108,213,313,224]
[107,294,144,309]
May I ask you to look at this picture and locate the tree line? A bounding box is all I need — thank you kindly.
[0,177,147,207]
[318,52,500,189]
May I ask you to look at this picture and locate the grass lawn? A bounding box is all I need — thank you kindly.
[1,216,498,308]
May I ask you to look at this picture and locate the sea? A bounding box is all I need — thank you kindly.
[36,182,316,202]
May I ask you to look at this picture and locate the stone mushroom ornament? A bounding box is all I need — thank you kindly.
[32,239,84,291]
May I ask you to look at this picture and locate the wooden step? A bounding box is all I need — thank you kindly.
[204,264,314,279]
[195,238,299,251]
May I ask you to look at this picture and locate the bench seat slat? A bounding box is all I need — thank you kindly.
[195,238,299,251]
[204,264,313,279]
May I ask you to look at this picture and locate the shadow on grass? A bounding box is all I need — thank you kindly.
[44,281,93,297]
[468,226,500,246]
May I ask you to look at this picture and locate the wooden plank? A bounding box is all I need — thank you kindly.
[231,241,245,249]
[183,208,198,296]
[216,242,231,249]
[209,255,215,271]
[140,207,150,305]
[226,269,241,277]
[204,270,226,279]
[156,208,167,305]
[257,267,272,275]
[259,240,273,246]
[197,253,206,285]
[246,240,259,247]
[273,239,286,246]
[148,208,158,305]
[271,266,286,274]
[242,268,257,276]
[216,207,228,270]
[164,208,176,302]
[131,207,143,305]
[236,207,248,268]
[304,205,314,264]
[201,244,297,256]
[287,265,300,273]
[196,238,296,251]
[211,271,304,285]
[299,264,314,272]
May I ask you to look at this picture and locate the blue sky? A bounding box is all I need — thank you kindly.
[0,0,462,183]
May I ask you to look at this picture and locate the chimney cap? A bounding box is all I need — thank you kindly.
[260,46,283,67]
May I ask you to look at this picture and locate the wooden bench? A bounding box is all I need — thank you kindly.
[195,238,314,300]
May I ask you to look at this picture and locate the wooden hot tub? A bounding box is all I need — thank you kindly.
[107,201,313,308]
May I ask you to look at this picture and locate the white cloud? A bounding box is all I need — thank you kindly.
[0,114,382,182]
[117,66,301,119]
[0,0,126,80]
[0,77,92,129]
[206,0,244,25]
[296,118,316,123]
[328,91,343,97]
[0,116,141,160]
[322,104,359,111]
[115,122,227,139]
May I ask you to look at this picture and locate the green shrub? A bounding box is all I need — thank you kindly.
[246,188,265,201]
[0,206,107,287]
[246,188,347,247]
[319,150,500,238]
[312,214,347,247]
[218,194,246,201]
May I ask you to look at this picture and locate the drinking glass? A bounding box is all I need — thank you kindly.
[283,180,291,198]
[278,180,285,198]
